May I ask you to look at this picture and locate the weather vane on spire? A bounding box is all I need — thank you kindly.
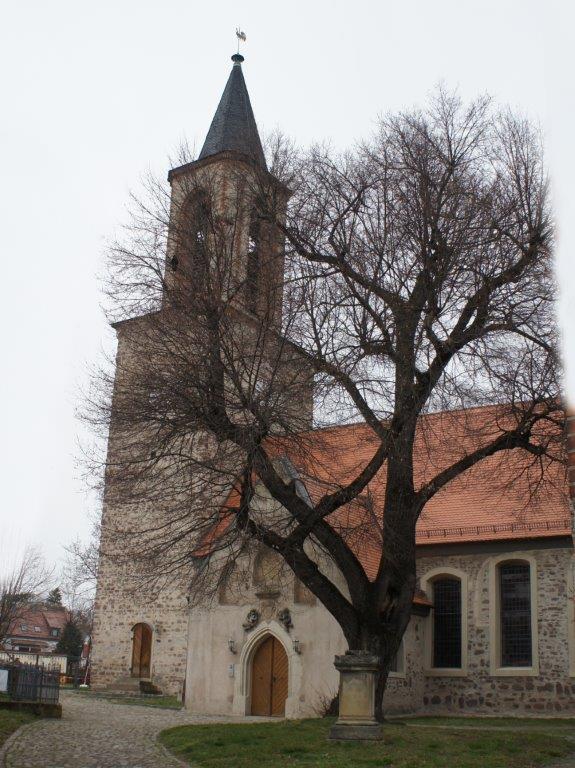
[236,28,247,54]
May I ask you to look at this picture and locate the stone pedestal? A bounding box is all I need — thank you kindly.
[329,651,383,741]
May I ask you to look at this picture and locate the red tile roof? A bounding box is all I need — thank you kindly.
[214,405,572,582]
[568,409,575,503]
[5,605,69,647]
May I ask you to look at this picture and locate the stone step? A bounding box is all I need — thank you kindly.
[139,680,163,695]
[105,676,163,696]
[106,676,142,693]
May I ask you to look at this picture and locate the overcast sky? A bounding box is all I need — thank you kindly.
[1,0,574,574]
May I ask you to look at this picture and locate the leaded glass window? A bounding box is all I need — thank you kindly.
[433,577,462,668]
[499,562,532,667]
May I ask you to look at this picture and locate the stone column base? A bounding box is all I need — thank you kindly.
[328,650,383,742]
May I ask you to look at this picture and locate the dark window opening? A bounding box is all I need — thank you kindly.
[500,562,532,667]
[432,577,462,668]
[246,217,260,314]
[175,193,211,284]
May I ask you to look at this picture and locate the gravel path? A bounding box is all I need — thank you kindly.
[2,691,262,767]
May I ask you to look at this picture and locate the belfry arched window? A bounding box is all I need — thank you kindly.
[172,191,211,284]
[245,214,260,314]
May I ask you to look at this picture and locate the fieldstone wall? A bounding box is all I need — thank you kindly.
[383,615,425,715]
[418,545,575,715]
[90,329,190,698]
[90,554,189,697]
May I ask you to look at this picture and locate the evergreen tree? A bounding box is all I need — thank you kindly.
[46,587,62,606]
[56,619,83,660]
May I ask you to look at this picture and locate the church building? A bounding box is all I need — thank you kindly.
[91,53,575,719]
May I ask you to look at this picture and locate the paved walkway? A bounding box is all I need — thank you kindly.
[2,691,260,768]
[5,694,575,768]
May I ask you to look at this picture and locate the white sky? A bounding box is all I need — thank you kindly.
[1,0,574,572]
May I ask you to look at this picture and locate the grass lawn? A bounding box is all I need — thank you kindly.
[159,717,574,768]
[404,716,575,731]
[0,710,35,749]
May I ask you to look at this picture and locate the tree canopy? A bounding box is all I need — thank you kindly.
[56,619,83,660]
[87,90,564,718]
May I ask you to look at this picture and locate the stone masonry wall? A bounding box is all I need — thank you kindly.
[383,615,425,715]
[417,545,575,715]
[90,325,190,698]
[90,552,189,698]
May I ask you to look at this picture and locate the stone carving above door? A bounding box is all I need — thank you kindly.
[242,608,260,631]
[277,608,293,632]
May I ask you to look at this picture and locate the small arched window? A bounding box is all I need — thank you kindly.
[432,577,462,668]
[499,561,532,667]
[245,215,260,314]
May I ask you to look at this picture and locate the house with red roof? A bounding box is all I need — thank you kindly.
[2,604,69,655]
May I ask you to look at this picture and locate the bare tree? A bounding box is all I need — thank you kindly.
[61,533,99,614]
[0,546,53,647]
[86,90,564,720]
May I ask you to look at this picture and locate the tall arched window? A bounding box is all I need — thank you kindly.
[499,561,532,667]
[432,577,462,668]
[245,214,261,314]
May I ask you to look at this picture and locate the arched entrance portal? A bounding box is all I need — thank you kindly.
[251,635,288,716]
[131,623,152,678]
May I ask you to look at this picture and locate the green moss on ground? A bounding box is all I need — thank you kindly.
[107,694,183,709]
[0,709,35,749]
[74,690,183,709]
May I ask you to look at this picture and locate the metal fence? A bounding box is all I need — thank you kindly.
[0,662,60,704]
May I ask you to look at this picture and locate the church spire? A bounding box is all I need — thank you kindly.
[199,54,267,169]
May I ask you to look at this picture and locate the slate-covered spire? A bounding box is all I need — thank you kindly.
[199,54,267,169]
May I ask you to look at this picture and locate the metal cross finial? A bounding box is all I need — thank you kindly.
[236,28,246,54]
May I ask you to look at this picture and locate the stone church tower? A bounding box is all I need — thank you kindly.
[90,52,301,697]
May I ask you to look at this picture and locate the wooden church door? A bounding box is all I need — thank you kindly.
[251,636,288,716]
[131,623,152,678]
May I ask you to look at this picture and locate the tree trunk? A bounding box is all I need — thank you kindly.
[374,667,389,722]
[358,558,417,723]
